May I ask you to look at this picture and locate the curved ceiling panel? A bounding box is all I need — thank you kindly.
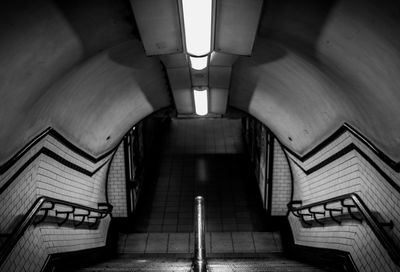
[0,0,146,163]
[34,41,170,156]
[231,0,400,160]
[230,40,345,154]
[0,40,170,163]
[0,0,84,154]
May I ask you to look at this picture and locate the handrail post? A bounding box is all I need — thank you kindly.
[193,196,207,272]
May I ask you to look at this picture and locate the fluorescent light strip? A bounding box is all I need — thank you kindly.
[190,56,208,70]
[182,0,212,56]
[193,88,208,116]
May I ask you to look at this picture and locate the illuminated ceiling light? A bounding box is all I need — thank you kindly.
[190,56,208,70]
[193,88,208,116]
[181,0,212,56]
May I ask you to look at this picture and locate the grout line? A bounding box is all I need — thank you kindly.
[188,232,191,253]
[144,232,150,254]
[176,167,183,232]
[230,232,235,253]
[161,169,171,232]
[251,231,256,253]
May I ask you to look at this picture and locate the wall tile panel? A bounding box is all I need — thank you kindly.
[0,133,112,272]
[107,143,127,217]
[288,132,400,271]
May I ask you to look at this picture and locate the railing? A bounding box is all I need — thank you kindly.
[287,193,399,266]
[193,196,207,272]
[0,196,112,267]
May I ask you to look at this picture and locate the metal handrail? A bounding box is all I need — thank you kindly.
[0,196,112,267]
[193,196,207,272]
[288,193,399,266]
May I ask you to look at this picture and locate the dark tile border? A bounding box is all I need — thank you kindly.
[0,147,111,195]
[289,143,400,194]
[0,128,115,175]
[283,122,400,172]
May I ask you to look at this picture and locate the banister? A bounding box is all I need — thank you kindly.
[0,196,112,267]
[193,196,207,272]
[288,193,399,266]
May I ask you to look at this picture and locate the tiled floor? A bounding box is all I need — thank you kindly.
[133,118,267,233]
[118,232,282,254]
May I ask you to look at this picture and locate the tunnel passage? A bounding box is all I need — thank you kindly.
[111,117,288,256]
[1,0,400,271]
[132,118,268,233]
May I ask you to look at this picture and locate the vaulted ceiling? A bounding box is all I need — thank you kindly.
[1,0,400,163]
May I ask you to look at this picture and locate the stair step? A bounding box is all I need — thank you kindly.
[208,258,330,272]
[119,232,282,254]
[71,258,192,272]
[65,256,330,272]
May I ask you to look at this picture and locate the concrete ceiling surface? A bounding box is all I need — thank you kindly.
[1,0,400,163]
[210,88,229,115]
[215,0,263,55]
[130,0,183,55]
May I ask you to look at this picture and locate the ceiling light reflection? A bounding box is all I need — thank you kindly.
[193,88,208,116]
[190,56,208,70]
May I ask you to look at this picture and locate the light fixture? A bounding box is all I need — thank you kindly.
[181,0,212,56]
[193,88,208,116]
[190,56,208,70]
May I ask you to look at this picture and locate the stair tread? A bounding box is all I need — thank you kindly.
[119,231,283,254]
[68,257,330,272]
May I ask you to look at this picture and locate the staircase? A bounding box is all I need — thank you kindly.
[54,120,342,271]
[62,256,331,272]
[57,230,334,272]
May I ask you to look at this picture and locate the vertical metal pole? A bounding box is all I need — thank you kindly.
[193,196,207,272]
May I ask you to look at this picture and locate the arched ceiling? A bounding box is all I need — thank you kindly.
[231,0,400,160]
[1,0,400,164]
[0,0,170,162]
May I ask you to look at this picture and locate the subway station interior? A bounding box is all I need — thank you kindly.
[1,0,400,271]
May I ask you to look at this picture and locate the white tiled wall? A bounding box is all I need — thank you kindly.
[0,134,112,272]
[288,131,400,272]
[107,142,128,217]
[271,142,291,216]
